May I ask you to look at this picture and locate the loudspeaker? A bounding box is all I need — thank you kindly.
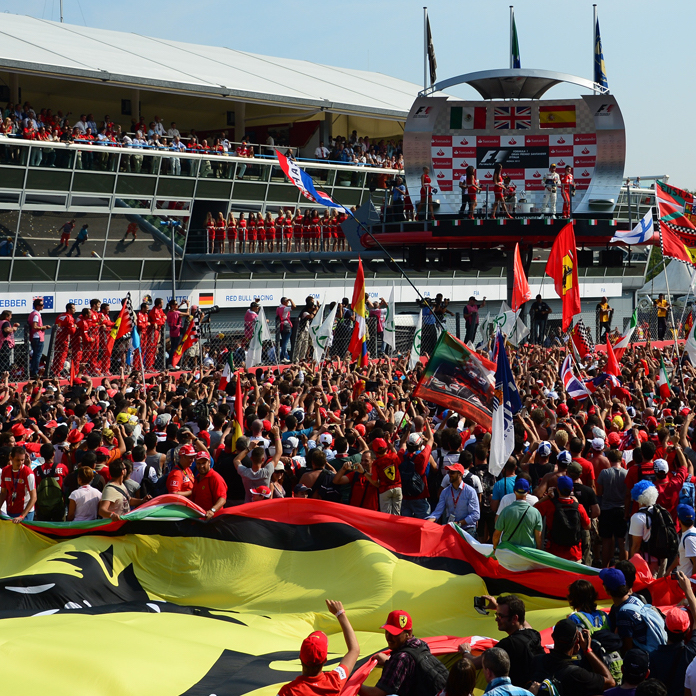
[600,249,624,268]
[577,249,594,267]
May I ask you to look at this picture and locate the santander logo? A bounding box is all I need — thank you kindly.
[533,171,541,178]
[461,161,468,167]
[582,147,590,154]
[459,138,468,145]
[484,172,493,178]
[556,137,566,144]
[557,159,565,166]
[582,170,590,176]
[437,171,445,178]
[508,138,517,145]
[437,149,445,156]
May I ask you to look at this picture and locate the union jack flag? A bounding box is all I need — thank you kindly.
[493,106,531,130]
[560,354,589,401]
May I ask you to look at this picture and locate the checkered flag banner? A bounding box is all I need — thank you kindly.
[570,319,594,358]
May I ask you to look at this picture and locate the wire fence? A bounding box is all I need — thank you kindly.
[7,304,688,381]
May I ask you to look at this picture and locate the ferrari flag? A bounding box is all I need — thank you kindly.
[348,259,369,366]
[511,243,531,311]
[660,225,696,267]
[545,222,581,330]
[106,294,135,358]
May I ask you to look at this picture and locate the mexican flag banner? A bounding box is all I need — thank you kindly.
[613,310,637,361]
[658,356,671,400]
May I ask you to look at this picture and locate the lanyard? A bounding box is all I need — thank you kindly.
[10,467,21,500]
[451,485,462,508]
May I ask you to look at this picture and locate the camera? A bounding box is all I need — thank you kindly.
[473,596,489,615]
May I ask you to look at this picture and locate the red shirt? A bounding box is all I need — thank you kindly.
[148,307,166,330]
[400,444,432,500]
[535,496,590,561]
[192,468,227,510]
[374,451,401,493]
[279,665,348,696]
[1,464,36,516]
[167,466,195,494]
[36,461,70,488]
[54,312,76,340]
[573,456,595,488]
[654,466,688,519]
[343,468,379,511]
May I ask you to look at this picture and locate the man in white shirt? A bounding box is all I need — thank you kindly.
[668,504,696,577]
[129,445,158,488]
[153,116,165,136]
[315,141,330,159]
[74,114,88,134]
[167,122,181,138]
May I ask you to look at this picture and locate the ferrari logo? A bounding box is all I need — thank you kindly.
[384,465,396,481]
[399,615,408,628]
[686,246,696,264]
[561,254,574,295]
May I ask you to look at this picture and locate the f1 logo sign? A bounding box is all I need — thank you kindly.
[479,149,508,165]
[413,106,433,118]
[596,103,614,114]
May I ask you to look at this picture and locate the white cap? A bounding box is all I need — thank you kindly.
[537,441,551,457]
[592,427,607,440]
[283,436,299,451]
[654,458,669,473]
[319,433,333,445]
[591,437,605,450]
[408,432,423,447]
[292,408,305,423]
[274,462,285,472]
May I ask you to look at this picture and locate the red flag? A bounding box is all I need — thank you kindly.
[171,316,199,368]
[545,222,581,331]
[69,358,75,386]
[106,297,133,358]
[348,259,368,365]
[660,226,696,266]
[605,336,620,376]
[511,243,531,311]
[235,372,244,432]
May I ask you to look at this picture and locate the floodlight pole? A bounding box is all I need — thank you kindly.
[60,0,64,22]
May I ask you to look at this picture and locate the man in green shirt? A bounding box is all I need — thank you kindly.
[493,478,543,551]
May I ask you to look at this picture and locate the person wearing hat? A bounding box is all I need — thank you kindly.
[369,437,403,516]
[360,609,447,696]
[530,617,615,694]
[249,485,273,502]
[166,443,196,498]
[399,420,434,519]
[293,483,312,498]
[597,448,629,567]
[565,460,601,565]
[191,451,227,519]
[426,463,480,533]
[533,449,573,498]
[541,163,561,217]
[279,599,359,696]
[652,446,689,522]
[493,476,542,551]
[603,648,650,696]
[495,472,539,518]
[599,566,667,654]
[666,504,696,578]
[535,475,590,561]
[650,572,696,696]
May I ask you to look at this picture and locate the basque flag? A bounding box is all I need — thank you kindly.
[276,150,349,213]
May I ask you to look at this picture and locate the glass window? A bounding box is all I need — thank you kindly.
[73,172,115,194]
[196,180,232,200]
[104,214,177,259]
[116,176,156,196]
[26,169,72,191]
[16,211,107,259]
[157,178,195,198]
[11,259,58,282]
[0,168,25,188]
[142,260,180,280]
[266,184,300,203]
[0,211,18,258]
[57,259,101,280]
[0,141,28,167]
[0,260,10,281]
[101,259,143,280]
[230,181,267,202]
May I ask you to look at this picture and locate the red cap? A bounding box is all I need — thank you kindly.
[646,416,658,429]
[195,451,211,461]
[300,631,328,664]
[11,423,27,438]
[250,485,272,498]
[381,610,412,636]
[95,447,110,456]
[44,420,58,428]
[179,444,196,456]
[445,463,466,475]
[607,432,621,447]
[557,403,569,416]
[67,429,84,444]
[371,437,388,452]
[662,409,672,417]
[473,425,487,438]
[637,430,648,443]
[681,408,692,417]
[82,422,95,434]
[262,419,272,432]
[86,404,102,416]
[278,405,291,418]
[355,424,366,436]
[665,607,690,633]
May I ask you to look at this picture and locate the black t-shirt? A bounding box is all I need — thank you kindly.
[156,438,178,455]
[572,482,597,517]
[62,469,105,498]
[497,628,544,688]
[531,301,551,321]
[531,650,605,696]
[647,638,696,696]
[530,460,553,488]
[214,451,248,502]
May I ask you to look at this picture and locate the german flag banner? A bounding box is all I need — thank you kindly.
[0,498,678,695]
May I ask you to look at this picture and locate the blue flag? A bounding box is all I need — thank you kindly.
[594,17,608,89]
[489,331,521,476]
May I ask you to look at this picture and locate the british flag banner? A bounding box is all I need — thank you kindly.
[493,106,531,130]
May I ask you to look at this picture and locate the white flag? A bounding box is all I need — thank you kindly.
[383,285,397,352]
[686,318,696,366]
[609,209,654,245]
[408,310,423,371]
[492,301,517,337]
[311,303,338,364]
[309,302,325,359]
[245,306,271,369]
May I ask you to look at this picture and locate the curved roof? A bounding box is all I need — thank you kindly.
[0,14,422,118]
[423,68,607,100]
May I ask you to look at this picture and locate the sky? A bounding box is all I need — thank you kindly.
[3,0,693,187]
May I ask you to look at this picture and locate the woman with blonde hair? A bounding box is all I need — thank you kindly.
[226,212,237,254]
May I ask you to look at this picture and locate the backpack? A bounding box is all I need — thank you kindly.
[616,595,667,653]
[192,400,210,425]
[399,453,424,497]
[591,629,624,685]
[141,464,169,498]
[643,504,679,560]
[313,468,341,503]
[550,498,582,547]
[474,464,496,512]
[398,642,449,696]
[35,463,65,520]
[679,481,696,508]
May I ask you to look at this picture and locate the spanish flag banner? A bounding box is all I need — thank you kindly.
[0,498,680,695]
[538,104,576,129]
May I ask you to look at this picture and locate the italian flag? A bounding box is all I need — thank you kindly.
[218,352,234,391]
[613,310,637,361]
[658,357,671,400]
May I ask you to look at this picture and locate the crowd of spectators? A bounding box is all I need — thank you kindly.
[5,303,696,693]
[0,102,404,173]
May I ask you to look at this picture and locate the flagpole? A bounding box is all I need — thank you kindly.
[509,6,514,70]
[423,7,428,91]
[661,257,687,395]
